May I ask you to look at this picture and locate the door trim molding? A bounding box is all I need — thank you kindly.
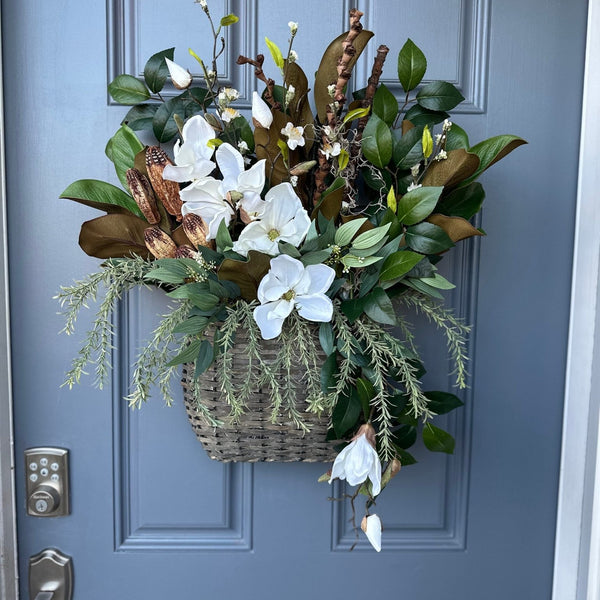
[553,0,600,598]
[0,4,19,598]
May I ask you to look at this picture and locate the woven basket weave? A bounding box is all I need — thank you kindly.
[181,330,337,463]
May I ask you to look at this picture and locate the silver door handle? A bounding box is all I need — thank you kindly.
[29,549,73,600]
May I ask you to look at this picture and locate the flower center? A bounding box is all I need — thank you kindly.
[267,228,280,241]
[281,289,296,301]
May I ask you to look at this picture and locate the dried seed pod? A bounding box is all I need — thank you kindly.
[182,213,210,248]
[126,168,160,224]
[145,146,183,220]
[144,226,177,259]
[174,245,198,259]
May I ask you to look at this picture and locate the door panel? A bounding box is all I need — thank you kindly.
[4,0,587,598]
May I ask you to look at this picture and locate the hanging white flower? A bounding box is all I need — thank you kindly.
[164,57,192,90]
[220,106,241,123]
[253,255,336,340]
[281,122,305,150]
[320,141,341,160]
[232,183,310,256]
[288,21,298,35]
[329,423,382,496]
[361,514,382,552]
[252,91,273,128]
[162,115,215,183]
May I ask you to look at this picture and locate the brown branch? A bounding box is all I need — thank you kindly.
[237,54,281,110]
[356,45,390,140]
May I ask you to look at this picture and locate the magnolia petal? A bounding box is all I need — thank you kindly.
[266,254,305,289]
[165,57,192,89]
[253,303,286,339]
[304,264,336,295]
[330,441,355,483]
[182,115,215,160]
[163,163,195,183]
[232,221,278,257]
[364,514,382,552]
[252,91,273,128]
[295,294,333,323]
[237,159,266,193]
[264,181,298,205]
[216,143,244,192]
[239,192,266,220]
[369,452,382,497]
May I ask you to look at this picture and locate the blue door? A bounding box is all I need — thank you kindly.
[5,0,587,597]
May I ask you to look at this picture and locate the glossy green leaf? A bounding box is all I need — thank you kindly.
[335,218,368,246]
[440,182,485,219]
[361,114,393,168]
[332,390,362,438]
[356,378,374,421]
[319,322,335,355]
[352,223,390,250]
[395,448,417,466]
[172,316,209,335]
[379,250,424,281]
[372,83,398,126]
[60,179,141,217]
[422,423,455,454]
[153,96,187,142]
[167,339,202,367]
[397,186,443,226]
[122,104,159,131]
[220,116,255,152]
[416,81,464,112]
[404,105,449,128]
[108,74,150,105]
[467,135,527,181]
[105,125,145,190]
[403,277,444,299]
[445,123,469,150]
[321,353,338,394]
[364,287,396,325]
[405,222,454,254]
[392,424,417,449]
[397,38,427,93]
[143,48,174,93]
[195,339,215,376]
[393,126,424,169]
[424,391,464,415]
[216,220,233,252]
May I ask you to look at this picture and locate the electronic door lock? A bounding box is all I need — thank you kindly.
[25,448,70,517]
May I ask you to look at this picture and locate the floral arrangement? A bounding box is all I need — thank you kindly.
[57,3,525,552]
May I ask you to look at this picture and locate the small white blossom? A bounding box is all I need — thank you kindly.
[237,140,249,154]
[285,85,296,104]
[218,87,240,107]
[220,106,240,123]
[164,58,192,90]
[361,514,382,552]
[252,91,273,128]
[198,0,208,11]
[288,50,298,63]
[434,149,448,161]
[320,141,341,160]
[443,118,453,132]
[281,122,305,150]
[205,70,216,85]
[435,133,443,145]
[410,164,420,178]
[288,21,298,35]
[253,255,336,340]
[330,424,382,496]
[407,182,422,192]
[322,125,333,138]
[290,175,298,187]
[327,84,336,98]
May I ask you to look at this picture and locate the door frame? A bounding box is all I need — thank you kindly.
[0,3,598,599]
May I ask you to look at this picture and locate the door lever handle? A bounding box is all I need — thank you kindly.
[29,549,73,600]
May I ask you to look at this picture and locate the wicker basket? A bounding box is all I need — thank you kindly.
[181,330,337,463]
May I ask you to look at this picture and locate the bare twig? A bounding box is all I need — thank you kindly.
[237,54,281,110]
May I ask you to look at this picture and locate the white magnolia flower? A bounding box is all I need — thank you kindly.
[288,21,298,35]
[361,514,382,552]
[281,122,305,150]
[162,115,215,183]
[407,182,422,192]
[233,183,310,256]
[329,423,382,496]
[288,50,298,63]
[320,141,341,160]
[220,106,241,123]
[253,255,336,339]
[181,143,266,239]
[252,91,273,128]
[164,57,192,90]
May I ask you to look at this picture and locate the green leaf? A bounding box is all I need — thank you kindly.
[440,182,485,220]
[332,390,362,438]
[319,322,335,355]
[393,126,424,169]
[220,116,255,152]
[404,105,449,128]
[405,222,454,254]
[422,125,433,159]
[395,448,418,466]
[143,48,174,94]
[278,241,302,258]
[167,339,202,367]
[420,273,455,290]
[372,84,398,126]
[300,250,333,265]
[340,296,367,323]
[215,220,233,252]
[105,125,145,190]
[397,186,443,225]
[122,104,159,131]
[60,179,141,217]
[467,135,527,181]
[108,74,151,105]
[172,316,209,334]
[380,250,424,281]
[356,378,374,420]
[403,277,444,299]
[195,339,214,376]
[362,114,393,168]
[343,106,370,124]
[351,223,390,250]
[422,423,455,454]
[341,255,383,269]
[424,391,464,415]
[416,81,464,112]
[397,39,427,93]
[265,36,284,69]
[167,284,220,310]
[153,96,187,143]
[321,353,338,394]
[335,218,368,246]
[445,123,469,150]
[220,13,239,26]
[392,424,417,449]
[364,287,396,325]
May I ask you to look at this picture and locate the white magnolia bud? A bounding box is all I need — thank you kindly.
[252,91,273,128]
[165,57,192,90]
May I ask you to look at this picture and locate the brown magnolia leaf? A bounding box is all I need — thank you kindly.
[134,147,149,177]
[421,149,480,189]
[79,213,151,259]
[284,63,315,152]
[171,224,192,247]
[314,29,374,123]
[312,186,343,221]
[426,213,484,243]
[217,250,272,301]
[254,110,294,187]
[402,119,415,135]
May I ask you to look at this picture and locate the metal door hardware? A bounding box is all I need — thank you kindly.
[29,548,73,600]
[25,448,70,517]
